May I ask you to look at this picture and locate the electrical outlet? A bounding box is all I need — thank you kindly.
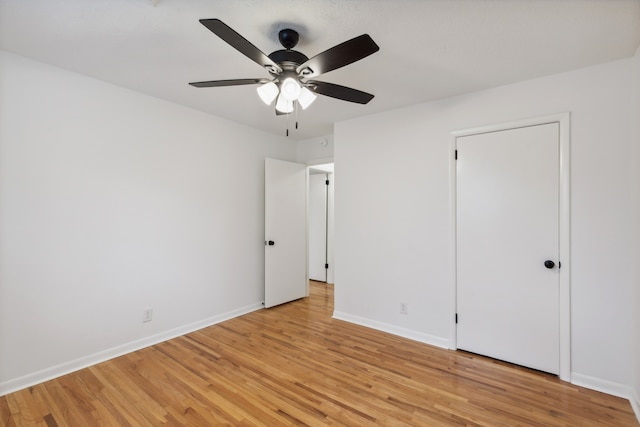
[400,302,408,315]
[142,308,153,323]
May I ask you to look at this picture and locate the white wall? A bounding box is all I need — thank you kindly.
[334,58,637,399]
[632,46,640,419]
[296,135,334,165]
[0,50,295,394]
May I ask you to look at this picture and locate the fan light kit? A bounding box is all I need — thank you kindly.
[256,82,279,105]
[189,19,380,135]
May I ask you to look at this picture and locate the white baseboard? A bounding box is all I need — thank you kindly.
[571,372,633,400]
[631,388,640,424]
[571,372,640,423]
[332,311,449,349]
[0,302,264,397]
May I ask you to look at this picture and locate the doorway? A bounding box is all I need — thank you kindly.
[451,113,571,381]
[308,163,334,284]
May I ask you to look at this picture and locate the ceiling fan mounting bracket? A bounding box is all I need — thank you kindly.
[278,28,299,50]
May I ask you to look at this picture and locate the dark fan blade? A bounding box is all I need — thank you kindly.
[189,78,268,88]
[296,34,379,78]
[200,19,282,74]
[307,81,374,104]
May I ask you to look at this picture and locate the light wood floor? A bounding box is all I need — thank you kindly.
[1,281,637,426]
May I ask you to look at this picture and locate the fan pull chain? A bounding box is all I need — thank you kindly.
[283,102,302,137]
[286,109,290,137]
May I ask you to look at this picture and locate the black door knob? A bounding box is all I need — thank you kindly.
[267,240,275,246]
[544,260,555,269]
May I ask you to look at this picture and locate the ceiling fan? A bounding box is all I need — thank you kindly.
[189,19,380,116]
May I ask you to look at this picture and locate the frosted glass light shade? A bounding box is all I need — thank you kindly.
[256,82,279,105]
[275,94,294,113]
[297,87,317,110]
[280,77,301,101]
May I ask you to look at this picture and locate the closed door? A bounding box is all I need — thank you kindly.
[264,158,307,308]
[456,123,560,374]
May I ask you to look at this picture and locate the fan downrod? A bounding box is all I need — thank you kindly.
[278,29,299,50]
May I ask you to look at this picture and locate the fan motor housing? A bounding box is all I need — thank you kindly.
[268,50,309,71]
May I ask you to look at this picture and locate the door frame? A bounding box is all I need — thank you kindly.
[449,112,571,382]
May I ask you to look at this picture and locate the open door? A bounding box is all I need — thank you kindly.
[264,158,307,308]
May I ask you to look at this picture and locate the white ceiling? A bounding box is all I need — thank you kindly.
[1,0,639,141]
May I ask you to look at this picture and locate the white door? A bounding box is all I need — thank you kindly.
[456,123,560,374]
[308,173,328,282]
[264,158,307,308]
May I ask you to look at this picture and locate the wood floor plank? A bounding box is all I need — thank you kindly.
[0,281,637,426]
[0,395,16,427]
